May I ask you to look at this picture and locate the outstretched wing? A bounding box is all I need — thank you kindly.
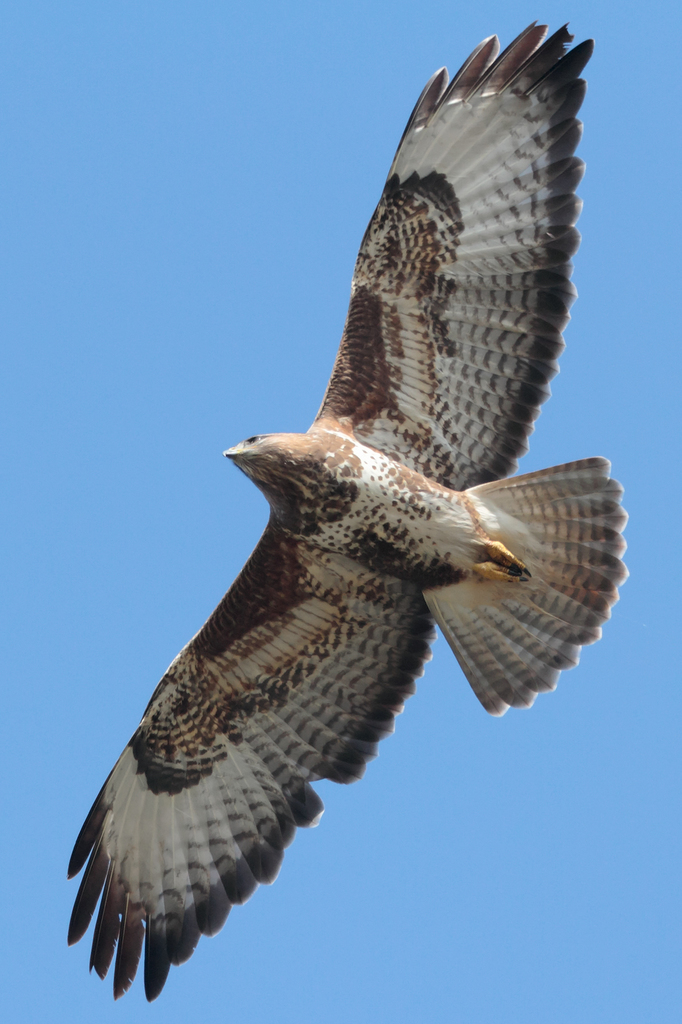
[317,23,593,490]
[68,526,434,1000]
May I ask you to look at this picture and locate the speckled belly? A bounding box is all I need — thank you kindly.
[310,440,481,586]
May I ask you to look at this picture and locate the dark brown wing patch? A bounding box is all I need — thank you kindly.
[357,171,462,302]
[193,531,307,656]
[319,287,391,424]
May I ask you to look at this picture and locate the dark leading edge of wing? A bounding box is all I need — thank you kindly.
[318,24,594,491]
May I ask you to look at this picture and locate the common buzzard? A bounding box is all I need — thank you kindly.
[68,23,627,1000]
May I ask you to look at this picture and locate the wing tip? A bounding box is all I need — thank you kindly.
[396,23,594,152]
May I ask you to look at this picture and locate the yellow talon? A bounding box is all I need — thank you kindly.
[473,541,531,582]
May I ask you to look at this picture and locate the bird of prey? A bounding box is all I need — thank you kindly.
[68,23,627,1001]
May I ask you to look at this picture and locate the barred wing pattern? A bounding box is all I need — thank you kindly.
[68,528,434,1000]
[318,23,593,490]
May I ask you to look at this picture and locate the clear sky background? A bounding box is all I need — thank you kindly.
[1,1,680,1021]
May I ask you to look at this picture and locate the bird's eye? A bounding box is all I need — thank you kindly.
[244,435,261,446]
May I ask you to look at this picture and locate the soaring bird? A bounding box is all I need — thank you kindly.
[68,23,627,1000]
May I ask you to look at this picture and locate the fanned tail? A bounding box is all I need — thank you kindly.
[424,458,627,714]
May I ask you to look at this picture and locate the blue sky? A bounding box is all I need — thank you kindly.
[1,1,680,1021]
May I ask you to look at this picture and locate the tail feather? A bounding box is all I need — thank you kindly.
[425,458,627,714]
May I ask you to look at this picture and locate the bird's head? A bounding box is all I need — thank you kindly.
[223,434,285,481]
[223,433,320,519]
[223,434,269,464]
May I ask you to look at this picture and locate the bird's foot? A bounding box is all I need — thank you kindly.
[473,540,531,582]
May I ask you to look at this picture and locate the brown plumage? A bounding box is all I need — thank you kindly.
[68,24,627,1001]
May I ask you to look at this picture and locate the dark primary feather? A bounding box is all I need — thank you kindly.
[397,65,449,145]
[470,22,548,95]
[317,24,593,491]
[114,897,145,999]
[442,34,499,103]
